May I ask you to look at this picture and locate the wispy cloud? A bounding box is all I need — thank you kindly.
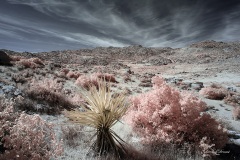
[2,0,240,51]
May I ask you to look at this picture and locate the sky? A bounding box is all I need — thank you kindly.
[0,0,240,52]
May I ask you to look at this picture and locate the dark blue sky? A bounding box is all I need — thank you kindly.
[0,0,240,52]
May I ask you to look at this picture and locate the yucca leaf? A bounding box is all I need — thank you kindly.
[64,79,129,159]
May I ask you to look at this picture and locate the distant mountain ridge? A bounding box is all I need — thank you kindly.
[1,40,240,66]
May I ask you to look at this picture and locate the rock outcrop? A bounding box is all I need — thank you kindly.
[0,51,12,66]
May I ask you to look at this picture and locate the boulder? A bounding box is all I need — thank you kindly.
[0,51,12,66]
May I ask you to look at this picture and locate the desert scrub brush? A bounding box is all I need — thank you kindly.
[64,80,129,159]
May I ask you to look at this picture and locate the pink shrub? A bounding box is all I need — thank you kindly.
[124,76,228,157]
[75,75,98,89]
[17,58,44,69]
[92,72,118,83]
[199,84,228,100]
[0,97,63,159]
[2,114,63,159]
[75,73,117,89]
[30,78,63,93]
[66,71,81,79]
[31,57,44,65]
[17,59,35,68]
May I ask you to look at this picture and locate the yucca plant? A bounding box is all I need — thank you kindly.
[64,80,129,159]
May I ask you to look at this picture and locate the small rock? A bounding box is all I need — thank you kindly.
[191,82,204,91]
[227,87,237,92]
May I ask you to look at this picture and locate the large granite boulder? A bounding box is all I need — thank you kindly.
[0,51,12,66]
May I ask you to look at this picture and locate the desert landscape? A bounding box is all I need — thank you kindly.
[1,40,240,160]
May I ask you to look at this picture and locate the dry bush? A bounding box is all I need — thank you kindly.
[224,94,240,106]
[75,75,99,89]
[66,71,81,79]
[124,76,228,158]
[26,87,73,114]
[92,72,118,83]
[16,58,44,69]
[17,59,33,68]
[3,113,63,159]
[24,78,74,114]
[31,57,44,65]
[75,73,117,89]
[30,78,64,93]
[0,96,63,159]
[199,84,228,100]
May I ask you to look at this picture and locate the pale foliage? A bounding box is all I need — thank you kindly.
[92,72,117,83]
[125,76,228,157]
[0,96,63,159]
[30,77,63,93]
[66,71,81,79]
[75,75,98,89]
[16,57,44,69]
[75,73,117,89]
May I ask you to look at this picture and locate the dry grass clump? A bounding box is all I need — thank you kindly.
[64,80,130,159]
[199,83,228,100]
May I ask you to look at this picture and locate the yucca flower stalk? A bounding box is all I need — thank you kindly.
[64,80,129,159]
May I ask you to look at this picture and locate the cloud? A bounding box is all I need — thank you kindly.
[2,0,240,51]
